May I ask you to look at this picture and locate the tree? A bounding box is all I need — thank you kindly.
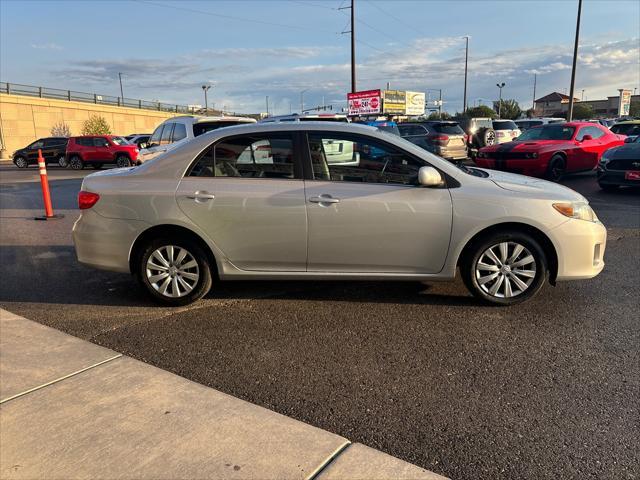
[50,121,71,137]
[458,105,496,119]
[569,103,594,120]
[492,99,522,120]
[426,111,452,120]
[81,115,111,135]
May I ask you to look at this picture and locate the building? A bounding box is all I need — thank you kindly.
[534,91,639,118]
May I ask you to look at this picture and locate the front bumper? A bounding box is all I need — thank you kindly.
[72,210,149,273]
[474,157,548,177]
[596,167,640,187]
[550,218,607,281]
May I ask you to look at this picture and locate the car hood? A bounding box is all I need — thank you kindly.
[478,168,585,201]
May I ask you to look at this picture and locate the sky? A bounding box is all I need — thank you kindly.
[1,0,639,115]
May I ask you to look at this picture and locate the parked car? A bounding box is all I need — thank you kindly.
[456,117,496,157]
[610,120,640,137]
[66,135,139,170]
[515,118,564,131]
[475,122,625,181]
[125,134,151,148]
[398,121,467,162]
[12,137,69,168]
[492,120,522,144]
[139,116,256,163]
[260,113,349,123]
[73,122,606,308]
[587,119,616,128]
[357,120,400,135]
[596,135,640,190]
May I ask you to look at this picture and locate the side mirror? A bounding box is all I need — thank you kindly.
[581,134,593,142]
[139,142,148,149]
[418,166,443,187]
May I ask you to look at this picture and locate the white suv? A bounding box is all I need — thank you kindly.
[139,115,256,163]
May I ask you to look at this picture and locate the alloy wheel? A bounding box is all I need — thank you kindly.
[15,157,28,168]
[58,156,69,168]
[485,131,496,146]
[146,245,200,298]
[475,241,536,298]
[116,156,130,168]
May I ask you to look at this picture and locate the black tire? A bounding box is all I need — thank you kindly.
[545,154,566,182]
[599,183,619,192]
[116,155,131,168]
[92,163,103,170]
[58,155,69,168]
[14,156,28,168]
[461,231,548,306]
[69,156,84,170]
[136,237,213,306]
[473,127,496,148]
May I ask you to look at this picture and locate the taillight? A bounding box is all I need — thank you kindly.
[78,191,100,209]
[428,134,450,146]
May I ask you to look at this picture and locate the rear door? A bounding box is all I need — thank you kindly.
[176,132,308,271]
[304,131,453,274]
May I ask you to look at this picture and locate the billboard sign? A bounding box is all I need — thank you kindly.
[618,89,632,116]
[383,90,406,114]
[347,89,381,115]
[405,91,426,116]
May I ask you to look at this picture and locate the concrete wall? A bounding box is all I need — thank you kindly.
[0,93,179,154]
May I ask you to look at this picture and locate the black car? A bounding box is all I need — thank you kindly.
[13,137,69,168]
[596,136,640,190]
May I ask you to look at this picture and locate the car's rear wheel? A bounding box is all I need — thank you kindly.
[461,232,548,306]
[69,156,84,170]
[137,237,212,306]
[116,155,130,168]
[546,154,566,182]
[58,155,69,168]
[14,156,28,168]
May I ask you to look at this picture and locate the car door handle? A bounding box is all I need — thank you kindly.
[186,191,215,201]
[309,195,340,204]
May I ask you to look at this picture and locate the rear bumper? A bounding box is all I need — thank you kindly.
[549,218,607,281]
[474,158,548,177]
[435,146,468,160]
[72,210,149,273]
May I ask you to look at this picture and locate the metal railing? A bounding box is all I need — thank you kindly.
[0,81,247,117]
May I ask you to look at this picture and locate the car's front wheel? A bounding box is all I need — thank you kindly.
[116,155,131,168]
[461,232,548,305]
[546,154,566,182]
[137,238,213,306]
[14,156,28,168]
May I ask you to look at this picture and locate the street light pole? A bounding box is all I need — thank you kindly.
[496,82,505,118]
[300,89,308,113]
[266,96,269,116]
[532,73,537,112]
[118,72,124,100]
[567,0,583,121]
[202,85,211,113]
[463,36,469,113]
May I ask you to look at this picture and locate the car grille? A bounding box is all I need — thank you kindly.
[484,152,531,160]
[606,159,640,171]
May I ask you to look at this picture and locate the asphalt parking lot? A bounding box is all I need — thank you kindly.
[1,164,638,480]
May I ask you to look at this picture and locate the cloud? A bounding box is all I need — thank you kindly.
[31,43,63,50]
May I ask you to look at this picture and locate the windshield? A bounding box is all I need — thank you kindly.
[493,120,518,130]
[111,137,130,145]
[518,125,575,141]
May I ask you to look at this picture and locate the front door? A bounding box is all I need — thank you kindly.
[27,140,45,163]
[304,132,453,274]
[176,132,308,271]
[93,137,112,161]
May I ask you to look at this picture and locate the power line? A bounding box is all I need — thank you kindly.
[364,0,424,36]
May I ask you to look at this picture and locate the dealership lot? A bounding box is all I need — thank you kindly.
[0,166,638,479]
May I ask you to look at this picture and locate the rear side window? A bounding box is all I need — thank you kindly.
[149,125,164,144]
[431,123,464,135]
[576,126,605,140]
[172,123,187,142]
[77,137,93,147]
[189,134,295,179]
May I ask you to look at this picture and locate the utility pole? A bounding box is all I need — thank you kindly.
[266,96,269,116]
[300,89,308,114]
[532,73,537,111]
[340,0,356,92]
[496,82,505,118]
[463,36,469,113]
[567,0,582,121]
[118,72,124,100]
[581,89,585,101]
[438,89,442,118]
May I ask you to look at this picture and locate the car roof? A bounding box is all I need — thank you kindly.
[167,115,256,124]
[615,120,640,124]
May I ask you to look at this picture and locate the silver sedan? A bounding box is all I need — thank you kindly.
[73,122,606,306]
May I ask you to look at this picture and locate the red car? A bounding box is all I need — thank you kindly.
[475,122,625,181]
[66,135,139,170]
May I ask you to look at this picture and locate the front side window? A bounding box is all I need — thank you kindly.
[576,126,604,141]
[149,125,164,145]
[29,140,45,149]
[77,137,93,147]
[189,134,295,179]
[160,124,174,145]
[518,125,575,141]
[110,136,128,145]
[44,138,66,148]
[308,133,425,185]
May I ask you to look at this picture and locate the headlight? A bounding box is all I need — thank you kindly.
[524,152,538,159]
[553,202,598,222]
[135,148,139,153]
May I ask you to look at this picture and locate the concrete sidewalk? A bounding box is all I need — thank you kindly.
[0,309,447,480]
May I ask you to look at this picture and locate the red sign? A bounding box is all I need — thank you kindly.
[347,89,381,116]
